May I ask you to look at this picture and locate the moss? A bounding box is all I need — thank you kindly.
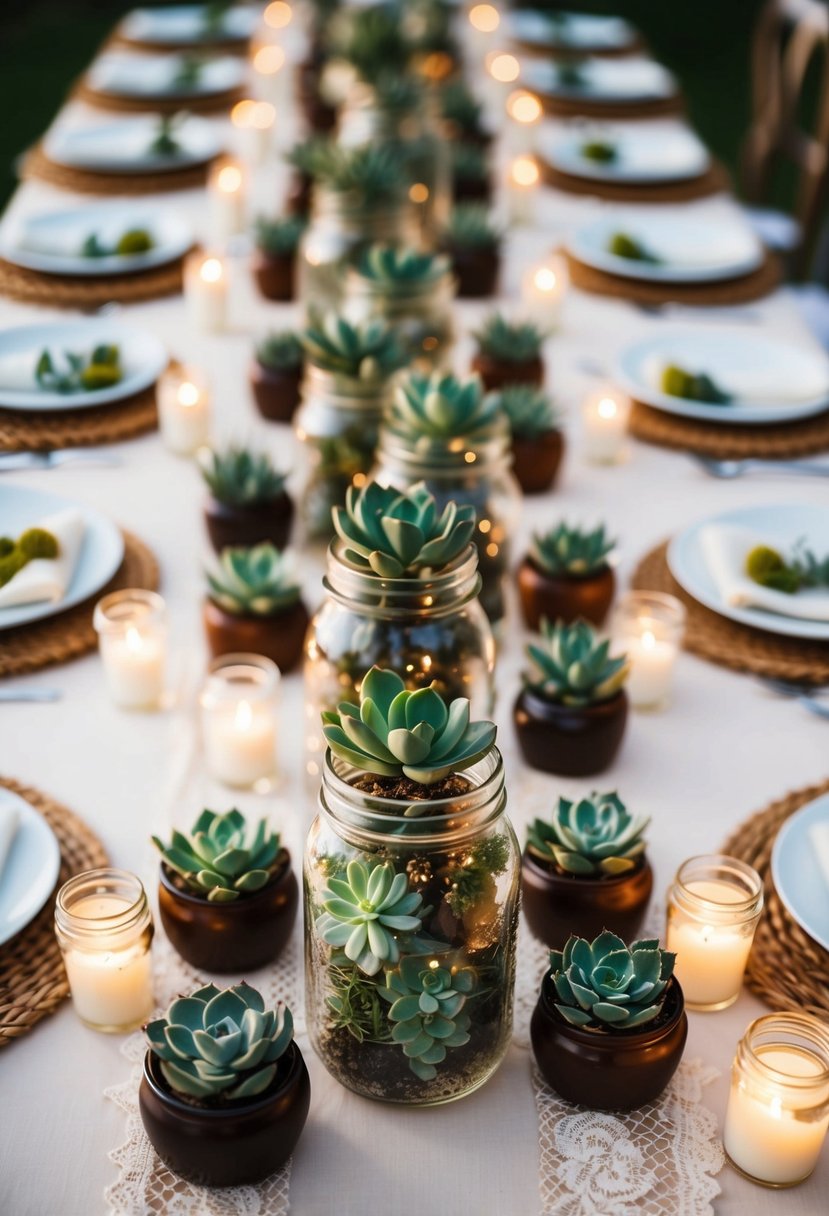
[17,527,59,560]
[0,550,26,587]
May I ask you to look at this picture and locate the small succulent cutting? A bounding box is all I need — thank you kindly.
[332,480,475,578]
[171,54,204,91]
[473,313,545,364]
[152,808,284,902]
[0,527,59,588]
[35,345,122,393]
[660,364,732,405]
[443,203,500,250]
[335,4,412,83]
[379,956,475,1079]
[322,665,497,785]
[81,229,154,258]
[254,214,306,257]
[451,142,489,187]
[286,140,404,204]
[145,983,294,1100]
[557,59,588,89]
[523,618,628,707]
[355,244,450,287]
[607,232,660,263]
[207,544,301,616]
[492,386,559,440]
[392,371,502,440]
[746,540,829,594]
[301,310,406,382]
[316,859,426,975]
[527,792,649,876]
[580,138,618,163]
[548,932,676,1030]
[440,80,486,140]
[148,114,182,157]
[201,446,288,507]
[529,522,615,576]
[256,330,303,371]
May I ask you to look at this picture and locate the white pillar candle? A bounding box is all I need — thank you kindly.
[93,590,168,710]
[251,39,289,107]
[483,49,521,112]
[581,385,631,464]
[184,251,228,332]
[624,630,676,706]
[207,157,247,244]
[200,654,280,789]
[506,154,539,226]
[613,592,685,711]
[157,364,211,455]
[505,88,543,154]
[231,98,276,166]
[521,255,569,326]
[465,4,501,64]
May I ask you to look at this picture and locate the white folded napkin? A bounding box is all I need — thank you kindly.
[644,355,829,405]
[0,801,20,888]
[700,524,829,622]
[0,351,40,392]
[0,509,86,609]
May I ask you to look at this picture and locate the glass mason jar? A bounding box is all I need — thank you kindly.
[343,261,456,372]
[304,747,520,1105]
[55,868,154,1033]
[303,541,495,785]
[724,1012,829,1187]
[373,422,521,627]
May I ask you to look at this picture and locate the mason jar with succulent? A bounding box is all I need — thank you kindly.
[440,204,501,298]
[201,446,293,554]
[471,313,547,392]
[251,215,306,302]
[491,385,564,495]
[305,666,520,1105]
[250,330,304,424]
[517,522,616,630]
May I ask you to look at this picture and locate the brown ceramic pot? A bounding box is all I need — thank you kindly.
[139,1041,310,1186]
[511,430,564,495]
[471,352,544,392]
[203,598,309,673]
[517,557,615,630]
[204,492,294,554]
[250,359,303,424]
[446,245,500,298]
[158,854,299,972]
[521,849,653,948]
[251,249,296,302]
[531,976,687,1110]
[513,687,628,777]
[453,176,492,205]
[286,170,313,217]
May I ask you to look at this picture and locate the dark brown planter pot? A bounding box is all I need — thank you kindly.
[446,244,500,298]
[286,171,313,217]
[250,359,303,424]
[531,976,687,1111]
[470,352,544,392]
[517,557,615,630]
[453,177,492,205]
[158,854,299,972]
[511,430,564,495]
[203,598,309,673]
[204,491,294,554]
[513,687,628,777]
[251,249,296,302]
[521,849,653,948]
[139,1041,310,1186]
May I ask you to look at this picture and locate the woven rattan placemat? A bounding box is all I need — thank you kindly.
[564,247,782,306]
[0,378,161,451]
[74,79,243,115]
[632,540,829,684]
[629,399,829,459]
[723,779,829,1018]
[0,255,185,309]
[22,143,213,195]
[0,530,159,677]
[538,93,684,120]
[539,159,729,203]
[0,777,108,1046]
[109,31,250,55]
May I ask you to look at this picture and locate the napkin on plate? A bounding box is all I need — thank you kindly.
[700,524,829,622]
[0,800,20,888]
[643,355,829,405]
[0,509,86,610]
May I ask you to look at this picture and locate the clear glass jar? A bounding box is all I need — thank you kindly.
[304,747,520,1104]
[199,653,280,790]
[373,422,521,627]
[665,854,763,1011]
[55,868,154,1033]
[724,1013,829,1187]
[343,262,456,371]
[93,589,168,711]
[303,542,495,784]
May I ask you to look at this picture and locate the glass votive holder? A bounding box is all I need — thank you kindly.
[200,653,280,790]
[55,868,154,1033]
[581,384,631,465]
[612,591,686,711]
[93,589,168,710]
[157,363,211,455]
[666,854,764,1011]
[520,254,569,326]
[724,1013,829,1187]
[184,249,228,333]
[207,155,248,244]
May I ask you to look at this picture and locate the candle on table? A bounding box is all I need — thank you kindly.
[207,156,247,244]
[506,88,542,153]
[251,39,288,107]
[581,385,630,464]
[467,4,501,62]
[157,364,211,455]
[613,591,685,710]
[484,49,520,110]
[521,255,568,325]
[506,154,539,225]
[93,590,167,710]
[201,654,280,789]
[184,250,228,332]
[263,1,292,30]
[231,99,276,166]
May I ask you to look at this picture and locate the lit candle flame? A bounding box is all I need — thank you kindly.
[597,396,618,420]
[177,381,200,408]
[264,1,292,29]
[200,257,224,284]
[641,630,656,650]
[507,90,542,124]
[125,625,142,652]
[511,155,539,187]
[487,51,520,83]
[235,700,253,732]
[217,164,242,194]
[253,44,285,75]
[469,4,500,33]
[534,267,557,292]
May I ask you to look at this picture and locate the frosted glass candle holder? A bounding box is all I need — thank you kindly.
[200,653,280,790]
[93,589,168,710]
[613,591,685,710]
[184,250,228,332]
[581,385,631,464]
[157,364,211,455]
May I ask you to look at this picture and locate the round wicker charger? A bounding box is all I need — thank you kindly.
[539,159,729,204]
[0,530,159,677]
[632,541,829,684]
[538,93,684,120]
[564,247,782,306]
[723,779,829,1018]
[74,80,243,115]
[629,398,829,459]
[0,777,108,1046]
[21,143,214,196]
[0,380,159,451]
[0,255,185,310]
[109,31,250,56]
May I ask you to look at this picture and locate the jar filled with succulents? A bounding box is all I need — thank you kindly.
[295,311,409,543]
[344,245,456,372]
[304,479,495,784]
[305,667,520,1105]
[374,371,521,626]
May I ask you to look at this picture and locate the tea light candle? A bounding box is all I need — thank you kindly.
[93,590,167,710]
[521,255,568,325]
[467,4,501,62]
[724,1013,829,1186]
[506,88,543,153]
[201,654,280,789]
[251,38,288,106]
[506,154,539,225]
[231,99,276,166]
[184,251,227,332]
[484,49,521,110]
[613,591,685,710]
[666,855,763,1011]
[207,156,247,244]
[55,869,154,1033]
[581,385,631,464]
[157,364,211,455]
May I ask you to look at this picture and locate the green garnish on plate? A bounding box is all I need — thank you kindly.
[746,541,829,594]
[0,528,60,588]
[148,115,182,158]
[557,59,587,88]
[81,229,155,258]
[581,139,618,164]
[172,56,204,91]
[201,0,233,36]
[660,364,732,405]
[607,232,660,263]
[35,344,122,394]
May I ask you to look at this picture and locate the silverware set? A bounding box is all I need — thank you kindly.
[758,678,829,721]
[691,455,829,479]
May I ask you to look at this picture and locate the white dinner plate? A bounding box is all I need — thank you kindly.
[0,789,62,947]
[615,329,829,425]
[88,51,245,100]
[541,124,710,184]
[668,504,829,641]
[508,9,636,52]
[0,320,167,411]
[45,115,220,175]
[772,794,829,953]
[0,485,124,631]
[566,215,763,283]
[521,56,676,103]
[0,203,193,278]
[119,4,258,45]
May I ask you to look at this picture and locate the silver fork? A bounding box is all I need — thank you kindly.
[758,677,829,721]
[691,455,829,480]
[0,449,122,471]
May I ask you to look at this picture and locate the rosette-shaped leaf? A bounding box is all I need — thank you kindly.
[492,385,559,440]
[201,447,288,508]
[473,313,545,363]
[549,933,676,1030]
[379,956,475,1080]
[391,371,502,440]
[527,793,648,876]
[522,618,628,708]
[321,666,497,784]
[529,522,614,576]
[316,859,425,976]
[206,543,301,616]
[152,808,282,902]
[301,309,406,382]
[356,245,449,286]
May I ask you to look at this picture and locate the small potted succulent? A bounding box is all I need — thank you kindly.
[204,544,309,673]
[514,618,629,776]
[451,142,491,204]
[471,314,546,392]
[251,215,306,302]
[441,204,501,299]
[531,934,687,1110]
[440,80,492,149]
[201,447,293,554]
[250,330,304,424]
[140,983,310,1186]
[153,808,298,972]
[522,793,653,948]
[492,386,564,495]
[517,522,616,630]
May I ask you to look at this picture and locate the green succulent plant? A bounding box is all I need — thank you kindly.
[355,244,449,286]
[391,371,502,441]
[172,54,204,90]
[336,4,412,83]
[523,618,628,707]
[746,540,829,594]
[660,364,732,405]
[316,858,426,975]
[443,203,500,250]
[152,808,283,902]
[256,329,303,371]
[254,214,306,257]
[0,527,60,588]
[492,386,559,440]
[473,313,546,363]
[451,141,489,184]
[207,544,301,616]
[286,140,405,204]
[529,522,615,576]
[440,80,486,138]
[145,982,294,1100]
[148,114,182,157]
[370,73,423,117]
[82,228,154,258]
[332,479,475,577]
[527,792,649,876]
[201,446,288,507]
[301,310,407,382]
[581,139,618,163]
[379,955,475,1080]
[35,345,122,394]
[557,58,588,88]
[608,232,660,263]
[549,932,676,1030]
[322,665,497,785]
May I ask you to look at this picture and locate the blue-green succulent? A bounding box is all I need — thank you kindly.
[523,618,628,707]
[379,956,475,1080]
[152,808,283,902]
[549,933,676,1030]
[527,792,648,876]
[316,859,426,976]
